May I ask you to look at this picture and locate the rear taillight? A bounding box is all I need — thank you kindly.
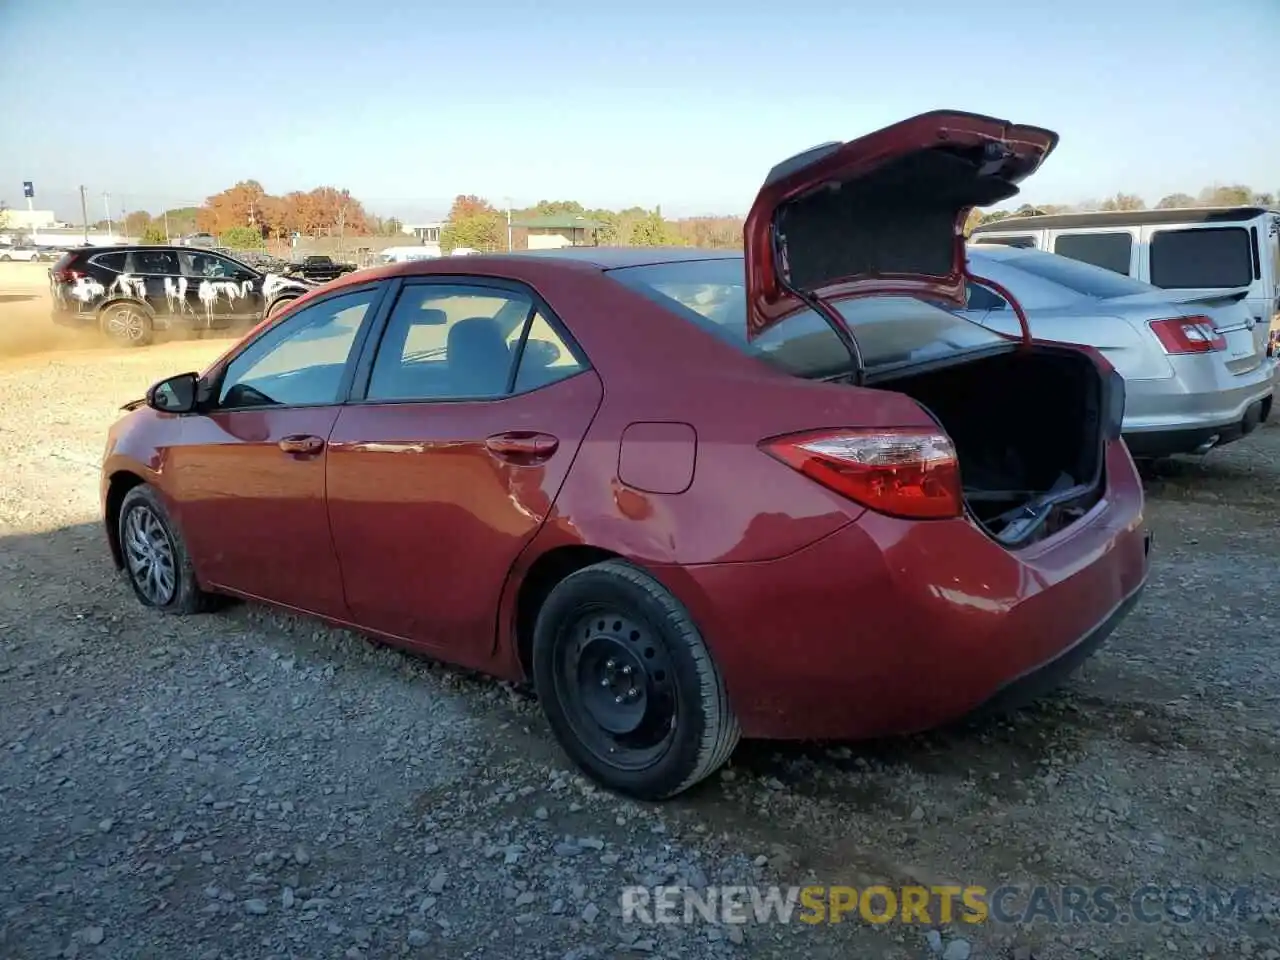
[762,428,962,520]
[52,267,83,283]
[1147,315,1225,354]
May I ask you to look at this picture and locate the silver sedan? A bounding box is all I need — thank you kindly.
[960,244,1275,457]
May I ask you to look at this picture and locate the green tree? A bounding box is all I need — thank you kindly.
[534,200,585,217]
[1199,184,1253,206]
[141,223,168,244]
[1155,192,1197,209]
[627,208,680,246]
[440,194,503,253]
[1100,192,1146,212]
[221,225,264,249]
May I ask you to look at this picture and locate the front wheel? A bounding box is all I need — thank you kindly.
[531,559,740,800]
[265,296,296,320]
[100,303,153,346]
[118,485,217,614]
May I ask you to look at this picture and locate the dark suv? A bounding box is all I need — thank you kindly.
[49,245,318,345]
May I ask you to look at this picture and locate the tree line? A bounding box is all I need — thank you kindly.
[96,180,1276,251]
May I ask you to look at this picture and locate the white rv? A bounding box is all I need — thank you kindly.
[971,206,1280,346]
[376,244,441,265]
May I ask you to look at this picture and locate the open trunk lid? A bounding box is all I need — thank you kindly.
[743,110,1058,381]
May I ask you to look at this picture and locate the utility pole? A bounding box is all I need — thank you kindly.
[504,197,513,252]
[79,186,89,243]
[164,209,170,242]
[102,192,113,238]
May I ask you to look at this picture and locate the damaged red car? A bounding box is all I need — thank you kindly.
[101,110,1151,800]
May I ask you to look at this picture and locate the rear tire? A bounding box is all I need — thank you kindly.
[100,302,153,346]
[118,485,217,614]
[531,559,740,800]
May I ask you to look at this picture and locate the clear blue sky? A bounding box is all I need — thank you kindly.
[1,0,1276,222]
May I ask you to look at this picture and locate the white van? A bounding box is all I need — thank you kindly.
[377,245,441,265]
[971,206,1280,351]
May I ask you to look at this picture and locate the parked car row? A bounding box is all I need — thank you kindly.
[954,245,1274,457]
[101,110,1157,801]
[1,243,64,262]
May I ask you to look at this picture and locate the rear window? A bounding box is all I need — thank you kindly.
[995,249,1154,299]
[1052,232,1133,276]
[608,258,1007,380]
[89,252,127,272]
[973,235,1036,249]
[1149,227,1254,289]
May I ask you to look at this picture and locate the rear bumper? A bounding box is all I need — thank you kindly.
[657,441,1149,741]
[1124,391,1272,457]
[1123,366,1274,435]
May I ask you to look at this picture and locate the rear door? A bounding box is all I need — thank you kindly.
[120,248,181,318]
[325,276,602,662]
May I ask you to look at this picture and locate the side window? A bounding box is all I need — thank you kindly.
[511,311,585,393]
[124,249,180,275]
[179,250,253,281]
[966,283,1008,311]
[367,284,533,401]
[1052,232,1133,276]
[217,288,376,409]
[973,235,1036,249]
[1149,227,1254,289]
[90,252,127,272]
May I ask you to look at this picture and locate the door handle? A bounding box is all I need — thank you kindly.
[484,431,559,463]
[278,434,325,455]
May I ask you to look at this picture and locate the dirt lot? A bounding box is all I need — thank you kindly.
[2,266,1278,960]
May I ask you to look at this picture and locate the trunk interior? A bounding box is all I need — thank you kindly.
[875,346,1107,546]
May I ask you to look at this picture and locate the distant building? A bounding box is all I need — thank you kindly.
[1,209,65,231]
[403,220,447,243]
[512,214,602,250]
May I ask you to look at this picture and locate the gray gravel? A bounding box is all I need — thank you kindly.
[1,337,1278,959]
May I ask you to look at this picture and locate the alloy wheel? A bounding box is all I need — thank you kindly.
[104,306,147,342]
[122,504,177,605]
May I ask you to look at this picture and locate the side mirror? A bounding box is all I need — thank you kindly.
[147,372,199,413]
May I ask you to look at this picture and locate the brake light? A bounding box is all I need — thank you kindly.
[762,428,962,519]
[52,267,84,283]
[1148,315,1224,354]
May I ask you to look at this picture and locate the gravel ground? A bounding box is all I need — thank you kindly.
[2,280,1278,959]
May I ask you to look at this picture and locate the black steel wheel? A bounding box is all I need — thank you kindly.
[117,485,217,614]
[532,559,740,800]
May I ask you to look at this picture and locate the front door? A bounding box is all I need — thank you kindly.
[326,278,602,661]
[177,249,263,328]
[166,284,384,616]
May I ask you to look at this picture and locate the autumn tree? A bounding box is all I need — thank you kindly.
[124,210,152,237]
[1199,184,1253,206]
[1100,192,1146,212]
[198,180,268,234]
[1155,193,1196,209]
[440,195,503,253]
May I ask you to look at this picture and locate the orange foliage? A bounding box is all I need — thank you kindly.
[197,181,372,238]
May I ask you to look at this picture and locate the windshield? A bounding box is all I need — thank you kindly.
[986,248,1154,298]
[609,257,1008,379]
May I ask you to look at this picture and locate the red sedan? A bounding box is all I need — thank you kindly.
[102,110,1150,800]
